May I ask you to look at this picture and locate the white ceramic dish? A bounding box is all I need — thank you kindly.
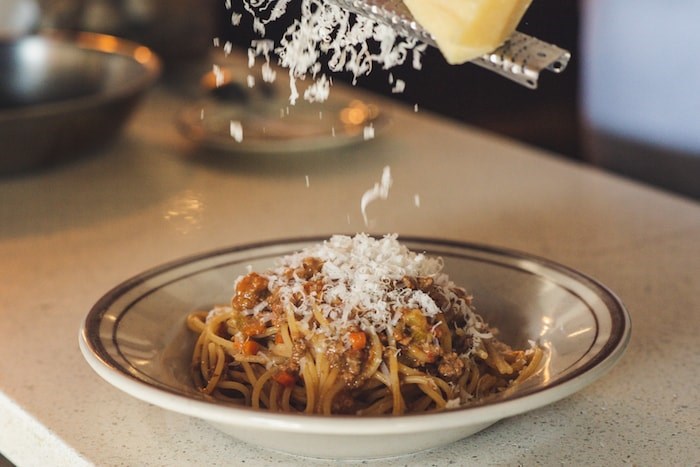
[79,237,630,459]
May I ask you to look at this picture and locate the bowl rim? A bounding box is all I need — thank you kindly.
[79,235,631,435]
[0,30,161,121]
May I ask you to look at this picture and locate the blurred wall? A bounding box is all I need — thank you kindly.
[580,0,700,199]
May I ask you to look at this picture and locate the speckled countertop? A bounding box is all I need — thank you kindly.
[0,78,698,466]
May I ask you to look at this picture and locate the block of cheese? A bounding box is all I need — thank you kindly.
[403,0,533,64]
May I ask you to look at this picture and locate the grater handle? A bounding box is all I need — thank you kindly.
[473,31,571,89]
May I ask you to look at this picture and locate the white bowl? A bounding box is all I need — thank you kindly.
[79,237,630,459]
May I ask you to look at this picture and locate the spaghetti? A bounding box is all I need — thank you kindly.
[186,234,542,415]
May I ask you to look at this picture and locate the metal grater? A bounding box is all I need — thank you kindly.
[327,0,571,89]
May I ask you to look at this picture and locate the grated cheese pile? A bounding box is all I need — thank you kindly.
[229,234,490,345]
[228,0,427,103]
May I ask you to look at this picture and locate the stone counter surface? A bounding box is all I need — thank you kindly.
[1,84,698,466]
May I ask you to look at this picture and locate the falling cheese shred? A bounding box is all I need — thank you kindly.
[233,1,424,103]
[360,165,391,226]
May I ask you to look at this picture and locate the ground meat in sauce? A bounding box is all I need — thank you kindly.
[452,333,473,355]
[231,272,269,311]
[438,352,465,380]
[399,275,434,291]
[295,257,324,280]
[277,338,307,375]
[430,287,472,328]
[303,279,324,298]
[268,293,286,326]
[340,348,365,386]
[319,337,368,388]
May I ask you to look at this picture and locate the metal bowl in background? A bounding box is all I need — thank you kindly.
[0,31,160,174]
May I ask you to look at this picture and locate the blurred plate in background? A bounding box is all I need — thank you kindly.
[176,67,388,155]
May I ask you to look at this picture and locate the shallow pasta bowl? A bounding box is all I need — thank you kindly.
[79,236,630,459]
